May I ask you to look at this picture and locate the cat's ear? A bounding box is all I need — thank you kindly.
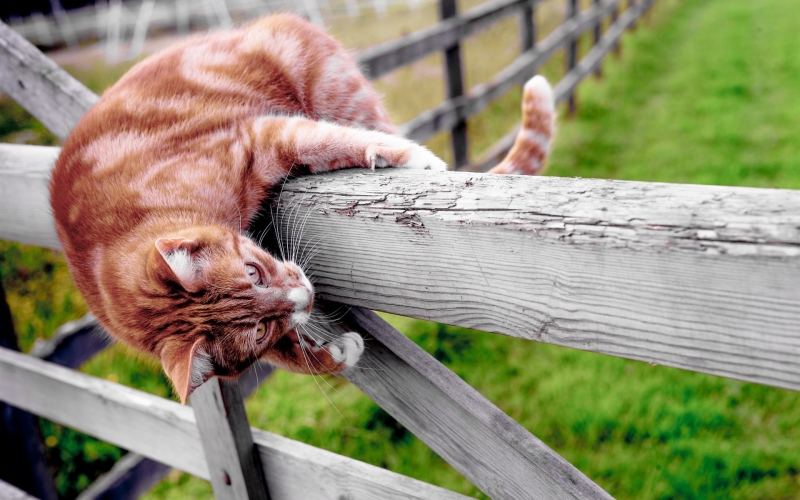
[161,337,213,404]
[152,237,204,292]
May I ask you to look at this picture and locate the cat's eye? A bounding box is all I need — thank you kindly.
[246,264,266,286]
[256,321,268,344]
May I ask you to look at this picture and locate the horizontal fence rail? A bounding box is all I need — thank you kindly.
[3,144,800,394]
[0,347,470,500]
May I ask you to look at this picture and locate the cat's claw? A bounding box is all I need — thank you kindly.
[328,332,364,367]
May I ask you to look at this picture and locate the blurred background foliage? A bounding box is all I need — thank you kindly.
[1,0,799,498]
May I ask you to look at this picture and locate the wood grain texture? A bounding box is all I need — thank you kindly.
[191,377,270,500]
[0,347,470,499]
[321,303,612,499]
[355,0,533,79]
[4,145,800,390]
[398,0,621,142]
[268,169,800,391]
[0,20,97,140]
[0,144,60,249]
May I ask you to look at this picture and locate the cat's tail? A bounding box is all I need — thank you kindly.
[488,75,555,176]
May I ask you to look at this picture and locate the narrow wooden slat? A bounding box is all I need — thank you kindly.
[316,303,612,499]
[355,0,533,80]
[398,0,620,142]
[565,0,579,113]
[191,377,270,500]
[519,0,535,53]
[0,348,470,500]
[0,20,97,141]
[438,0,468,168]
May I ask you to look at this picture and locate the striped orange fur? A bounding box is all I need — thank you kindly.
[50,14,544,402]
[490,75,556,175]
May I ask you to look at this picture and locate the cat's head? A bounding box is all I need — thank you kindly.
[142,225,313,402]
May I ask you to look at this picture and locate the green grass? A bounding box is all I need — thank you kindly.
[1,0,800,498]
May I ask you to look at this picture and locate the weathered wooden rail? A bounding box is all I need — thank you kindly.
[6,1,788,499]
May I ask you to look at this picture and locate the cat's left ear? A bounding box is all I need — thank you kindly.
[153,237,204,292]
[160,338,214,404]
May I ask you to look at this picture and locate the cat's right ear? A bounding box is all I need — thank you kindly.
[160,337,214,404]
[150,237,203,292]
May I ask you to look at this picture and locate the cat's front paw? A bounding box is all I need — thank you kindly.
[327,332,364,368]
[397,145,448,172]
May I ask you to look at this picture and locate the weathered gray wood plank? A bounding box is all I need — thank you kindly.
[321,303,612,499]
[268,169,800,392]
[0,20,97,141]
[191,377,270,500]
[3,144,800,390]
[398,0,620,142]
[355,0,534,80]
[0,144,60,250]
[29,314,110,369]
[0,347,470,499]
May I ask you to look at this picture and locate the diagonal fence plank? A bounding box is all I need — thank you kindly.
[0,20,97,141]
[320,303,613,499]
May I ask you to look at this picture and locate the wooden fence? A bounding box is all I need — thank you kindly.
[4,0,797,498]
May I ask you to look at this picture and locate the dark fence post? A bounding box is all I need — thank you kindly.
[438,0,468,169]
[593,0,602,77]
[192,377,270,500]
[519,0,535,53]
[565,0,579,114]
[0,283,59,500]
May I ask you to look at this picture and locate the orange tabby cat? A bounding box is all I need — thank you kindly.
[50,13,554,402]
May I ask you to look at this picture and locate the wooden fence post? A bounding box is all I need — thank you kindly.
[191,377,270,500]
[593,0,602,77]
[438,0,468,169]
[519,0,535,53]
[0,283,59,500]
[565,0,578,114]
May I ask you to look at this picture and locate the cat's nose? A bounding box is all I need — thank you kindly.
[288,286,311,311]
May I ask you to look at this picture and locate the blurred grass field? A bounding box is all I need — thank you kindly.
[1,0,800,498]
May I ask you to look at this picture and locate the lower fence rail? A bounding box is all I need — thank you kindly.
[0,346,472,500]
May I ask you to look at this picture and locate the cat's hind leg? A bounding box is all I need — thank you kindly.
[249,115,448,176]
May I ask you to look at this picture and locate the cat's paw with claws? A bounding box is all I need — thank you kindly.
[327,332,364,368]
[367,142,448,172]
